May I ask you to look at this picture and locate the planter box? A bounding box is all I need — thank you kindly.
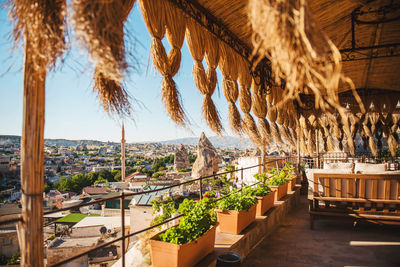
[288,176,296,191]
[268,182,288,201]
[256,190,276,216]
[216,204,256,234]
[150,224,217,267]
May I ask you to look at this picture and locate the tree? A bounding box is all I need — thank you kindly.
[94,176,107,185]
[97,169,114,182]
[71,174,92,193]
[58,177,73,192]
[87,172,98,185]
[112,170,122,181]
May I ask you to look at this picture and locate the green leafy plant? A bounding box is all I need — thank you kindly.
[178,168,188,172]
[254,173,269,184]
[251,183,272,197]
[150,197,176,225]
[267,170,288,186]
[159,198,217,245]
[216,187,257,211]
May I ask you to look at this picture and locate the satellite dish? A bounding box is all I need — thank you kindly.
[100,226,107,234]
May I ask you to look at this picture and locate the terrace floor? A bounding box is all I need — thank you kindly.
[243,196,400,267]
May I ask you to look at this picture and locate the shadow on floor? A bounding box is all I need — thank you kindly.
[243,196,400,267]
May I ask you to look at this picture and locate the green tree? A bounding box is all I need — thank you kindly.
[58,177,73,192]
[126,168,137,175]
[71,174,92,193]
[112,170,122,181]
[97,169,114,182]
[94,176,107,185]
[87,172,98,185]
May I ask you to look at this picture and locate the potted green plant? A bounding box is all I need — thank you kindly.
[282,161,297,191]
[267,169,289,201]
[149,198,217,267]
[252,183,275,216]
[215,186,257,234]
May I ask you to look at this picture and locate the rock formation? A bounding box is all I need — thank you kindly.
[191,133,220,178]
[174,144,190,171]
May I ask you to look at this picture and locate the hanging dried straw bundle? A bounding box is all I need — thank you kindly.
[186,20,223,134]
[267,105,284,145]
[319,115,334,151]
[299,116,309,155]
[252,82,272,145]
[360,113,377,156]
[73,0,135,116]
[137,0,187,124]
[248,0,364,114]
[220,43,243,135]
[9,0,66,71]
[238,59,262,146]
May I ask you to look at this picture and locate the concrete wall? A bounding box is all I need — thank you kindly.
[0,230,19,257]
[237,157,261,185]
[47,246,92,266]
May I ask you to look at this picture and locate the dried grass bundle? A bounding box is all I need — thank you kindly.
[186,20,223,134]
[257,118,272,145]
[248,0,364,114]
[243,113,263,146]
[139,0,187,124]
[9,0,66,71]
[73,0,135,116]
[319,115,334,151]
[270,121,284,145]
[220,43,242,134]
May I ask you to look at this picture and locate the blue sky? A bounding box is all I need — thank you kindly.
[0,3,234,143]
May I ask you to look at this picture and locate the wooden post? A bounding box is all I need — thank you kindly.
[297,133,301,171]
[315,129,320,168]
[261,145,266,173]
[121,124,126,181]
[17,40,46,266]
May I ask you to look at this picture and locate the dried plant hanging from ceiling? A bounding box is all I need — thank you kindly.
[186,20,224,135]
[72,0,135,117]
[238,58,262,146]
[248,0,365,114]
[138,0,187,125]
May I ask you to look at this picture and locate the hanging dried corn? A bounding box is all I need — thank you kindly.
[74,0,135,116]
[139,0,187,125]
[186,20,223,134]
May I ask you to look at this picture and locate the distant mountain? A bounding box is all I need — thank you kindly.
[159,136,255,150]
[0,134,255,150]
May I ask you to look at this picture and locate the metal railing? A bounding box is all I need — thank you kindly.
[0,158,289,267]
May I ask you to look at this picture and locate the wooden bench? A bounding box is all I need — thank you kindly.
[309,173,400,229]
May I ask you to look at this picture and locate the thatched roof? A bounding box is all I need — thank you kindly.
[9,0,400,156]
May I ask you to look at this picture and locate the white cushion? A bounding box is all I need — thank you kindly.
[323,162,353,172]
[354,163,386,174]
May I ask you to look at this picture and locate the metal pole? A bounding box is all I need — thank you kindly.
[120,192,125,267]
[241,168,243,181]
[199,179,203,200]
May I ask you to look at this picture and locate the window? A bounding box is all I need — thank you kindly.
[100,264,108,267]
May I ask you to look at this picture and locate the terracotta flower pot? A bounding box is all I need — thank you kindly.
[215,204,256,234]
[256,190,276,216]
[268,182,288,201]
[287,177,296,191]
[150,224,217,267]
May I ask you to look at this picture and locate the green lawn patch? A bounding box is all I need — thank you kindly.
[56,213,99,223]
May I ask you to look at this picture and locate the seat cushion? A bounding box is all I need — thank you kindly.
[354,163,386,174]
